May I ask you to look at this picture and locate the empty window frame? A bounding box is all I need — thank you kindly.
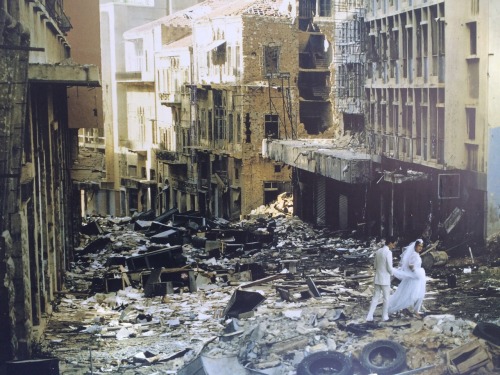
[264,45,280,76]
[212,43,226,65]
[236,113,242,143]
[466,107,476,140]
[438,174,460,199]
[228,113,234,142]
[466,143,479,171]
[467,22,477,55]
[264,114,279,139]
[128,165,137,177]
[200,109,207,139]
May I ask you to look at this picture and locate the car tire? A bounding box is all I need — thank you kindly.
[472,322,500,346]
[360,339,406,375]
[296,351,353,375]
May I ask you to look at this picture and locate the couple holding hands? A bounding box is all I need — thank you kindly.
[366,236,426,322]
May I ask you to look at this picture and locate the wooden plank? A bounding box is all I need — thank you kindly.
[239,274,286,289]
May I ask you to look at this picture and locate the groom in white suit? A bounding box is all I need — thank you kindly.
[366,236,398,322]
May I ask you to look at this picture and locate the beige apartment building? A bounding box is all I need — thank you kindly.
[92,0,200,218]
[363,0,500,245]
[118,0,299,220]
[266,0,500,251]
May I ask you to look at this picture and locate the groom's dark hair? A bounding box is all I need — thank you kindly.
[385,235,397,245]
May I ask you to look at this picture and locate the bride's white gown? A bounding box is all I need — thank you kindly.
[388,246,426,314]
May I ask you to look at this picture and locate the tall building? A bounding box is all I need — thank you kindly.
[0,0,100,363]
[265,0,500,251]
[95,0,201,217]
[155,0,300,219]
[97,0,301,221]
[363,0,499,246]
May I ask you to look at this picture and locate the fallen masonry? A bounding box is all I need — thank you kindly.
[15,194,500,374]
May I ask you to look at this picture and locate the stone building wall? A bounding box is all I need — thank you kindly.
[0,0,100,363]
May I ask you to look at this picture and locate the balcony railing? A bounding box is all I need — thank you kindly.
[43,0,72,33]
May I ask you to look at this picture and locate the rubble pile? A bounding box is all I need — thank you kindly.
[36,193,500,374]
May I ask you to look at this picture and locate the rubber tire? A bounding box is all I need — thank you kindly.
[360,340,406,375]
[473,322,500,346]
[297,351,353,375]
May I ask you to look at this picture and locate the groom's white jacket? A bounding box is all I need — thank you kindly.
[373,245,393,286]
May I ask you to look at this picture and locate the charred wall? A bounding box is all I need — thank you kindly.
[1,2,82,363]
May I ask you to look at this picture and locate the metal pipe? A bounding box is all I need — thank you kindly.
[394,364,436,375]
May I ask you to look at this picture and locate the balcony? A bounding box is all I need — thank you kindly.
[158,91,182,106]
[31,0,72,34]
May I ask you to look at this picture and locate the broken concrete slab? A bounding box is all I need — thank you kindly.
[178,355,263,375]
[223,290,266,318]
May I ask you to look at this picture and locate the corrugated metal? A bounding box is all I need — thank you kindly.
[339,194,348,229]
[316,176,326,226]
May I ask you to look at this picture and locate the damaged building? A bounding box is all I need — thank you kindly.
[163,0,298,219]
[90,0,300,221]
[0,0,100,364]
[265,0,500,252]
[80,0,352,222]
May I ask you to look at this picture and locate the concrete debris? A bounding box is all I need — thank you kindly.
[38,194,500,374]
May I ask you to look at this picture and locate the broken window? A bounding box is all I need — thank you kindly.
[467,60,479,99]
[466,144,479,171]
[211,42,226,65]
[236,113,242,143]
[263,181,279,205]
[228,113,234,142]
[466,108,476,140]
[467,22,477,55]
[264,45,280,77]
[235,45,241,76]
[438,174,460,199]
[200,109,206,139]
[264,114,279,139]
[215,108,226,140]
[213,91,226,141]
[244,113,251,143]
[208,110,213,140]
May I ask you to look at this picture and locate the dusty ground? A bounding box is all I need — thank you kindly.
[9,197,500,375]
[34,241,499,374]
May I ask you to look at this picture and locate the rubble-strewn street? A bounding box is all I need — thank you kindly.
[35,195,500,375]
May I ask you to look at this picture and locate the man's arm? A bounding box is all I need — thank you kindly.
[385,250,394,275]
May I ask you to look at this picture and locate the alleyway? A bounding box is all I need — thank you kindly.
[25,195,500,375]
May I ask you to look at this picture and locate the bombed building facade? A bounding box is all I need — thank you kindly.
[0,0,101,363]
[1,0,499,369]
[80,0,500,247]
[265,0,500,251]
[79,0,301,220]
[159,0,298,219]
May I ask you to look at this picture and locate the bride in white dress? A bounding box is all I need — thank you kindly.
[388,239,426,317]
